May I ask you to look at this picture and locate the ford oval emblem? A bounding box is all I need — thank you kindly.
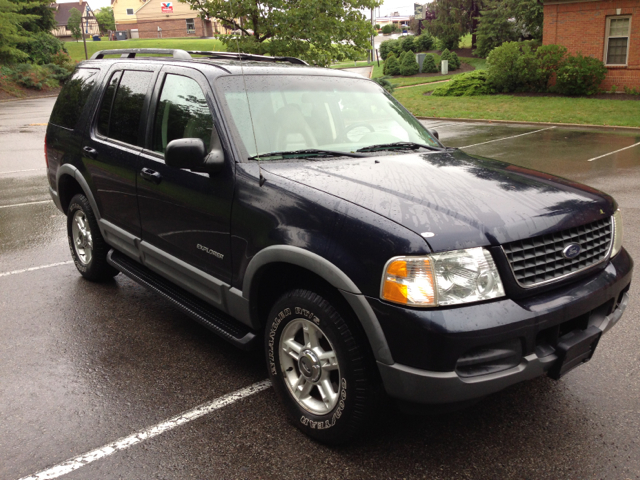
[563,243,581,259]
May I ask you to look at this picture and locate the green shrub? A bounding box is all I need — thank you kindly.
[486,40,539,93]
[2,64,62,90]
[383,52,396,75]
[385,55,401,76]
[415,33,434,52]
[436,34,459,51]
[380,39,402,60]
[400,52,419,76]
[17,32,67,65]
[535,44,567,91]
[432,70,494,96]
[623,86,640,95]
[400,35,416,52]
[449,51,461,70]
[554,53,607,96]
[421,54,438,73]
[382,24,393,34]
[372,75,397,94]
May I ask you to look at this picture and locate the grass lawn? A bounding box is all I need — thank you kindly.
[394,88,640,127]
[64,38,226,62]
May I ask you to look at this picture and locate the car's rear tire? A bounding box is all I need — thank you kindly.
[67,194,118,282]
[265,288,381,444]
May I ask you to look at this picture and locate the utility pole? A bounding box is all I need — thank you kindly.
[370,7,375,63]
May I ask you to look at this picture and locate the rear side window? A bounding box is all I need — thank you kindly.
[96,70,153,146]
[49,68,99,129]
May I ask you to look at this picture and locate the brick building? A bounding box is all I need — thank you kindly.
[543,0,640,90]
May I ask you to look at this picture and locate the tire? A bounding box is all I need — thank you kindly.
[66,194,118,282]
[265,288,381,444]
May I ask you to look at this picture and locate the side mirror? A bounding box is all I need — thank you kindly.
[427,128,439,140]
[165,138,225,174]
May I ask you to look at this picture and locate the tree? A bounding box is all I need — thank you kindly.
[0,0,37,63]
[180,0,382,65]
[67,7,82,42]
[381,24,392,34]
[11,0,56,33]
[474,0,543,58]
[400,51,419,76]
[421,53,438,73]
[95,7,115,35]
[425,0,484,49]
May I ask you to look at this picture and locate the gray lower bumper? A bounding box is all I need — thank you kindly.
[378,292,629,405]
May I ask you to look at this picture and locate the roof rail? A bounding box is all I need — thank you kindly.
[90,49,192,60]
[187,51,308,66]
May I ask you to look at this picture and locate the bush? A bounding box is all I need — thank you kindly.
[383,52,396,75]
[554,53,607,96]
[415,33,434,52]
[436,34,459,51]
[432,70,494,96]
[486,40,539,93]
[400,52,419,76]
[382,24,393,34]
[440,49,460,71]
[17,32,67,65]
[400,35,416,52]
[379,39,402,60]
[385,55,401,76]
[421,54,438,73]
[372,75,397,94]
[535,44,567,91]
[1,63,63,90]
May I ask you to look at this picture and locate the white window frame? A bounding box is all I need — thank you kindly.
[186,18,195,33]
[126,8,134,15]
[604,15,631,66]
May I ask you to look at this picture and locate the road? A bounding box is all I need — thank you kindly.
[1,97,639,480]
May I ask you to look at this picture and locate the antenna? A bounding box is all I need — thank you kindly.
[228,0,265,186]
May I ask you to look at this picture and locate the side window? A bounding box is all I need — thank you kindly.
[152,74,214,154]
[96,70,153,146]
[49,68,99,129]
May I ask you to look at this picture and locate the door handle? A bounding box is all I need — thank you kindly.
[140,167,162,184]
[82,146,98,159]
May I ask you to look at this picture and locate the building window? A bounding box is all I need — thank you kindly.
[126,8,134,15]
[605,16,631,65]
[186,18,195,33]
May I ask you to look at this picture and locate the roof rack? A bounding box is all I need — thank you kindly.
[187,51,308,66]
[90,49,192,60]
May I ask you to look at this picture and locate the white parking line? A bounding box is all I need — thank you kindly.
[0,261,73,278]
[0,200,51,209]
[18,380,272,480]
[459,126,556,149]
[587,141,640,162]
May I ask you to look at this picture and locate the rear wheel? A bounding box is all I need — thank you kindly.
[67,194,118,282]
[265,288,381,444]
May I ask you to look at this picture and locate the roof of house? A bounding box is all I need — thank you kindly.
[54,2,94,27]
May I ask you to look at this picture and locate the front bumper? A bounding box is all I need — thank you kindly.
[372,248,633,404]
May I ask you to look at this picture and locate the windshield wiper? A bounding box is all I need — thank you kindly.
[249,149,366,160]
[356,142,444,153]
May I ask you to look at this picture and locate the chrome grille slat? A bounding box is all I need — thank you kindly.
[503,218,612,287]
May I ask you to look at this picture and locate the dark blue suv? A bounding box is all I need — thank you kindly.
[45,49,633,444]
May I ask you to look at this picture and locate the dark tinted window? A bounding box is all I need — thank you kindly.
[100,70,152,146]
[97,71,121,137]
[152,74,213,154]
[49,68,99,129]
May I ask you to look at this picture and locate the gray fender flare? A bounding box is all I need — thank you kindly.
[56,164,101,221]
[242,245,394,365]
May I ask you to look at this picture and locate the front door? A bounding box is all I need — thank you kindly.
[137,66,234,285]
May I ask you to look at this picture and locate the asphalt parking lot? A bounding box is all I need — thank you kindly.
[1,97,639,479]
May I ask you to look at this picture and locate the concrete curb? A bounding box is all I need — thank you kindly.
[415,116,640,133]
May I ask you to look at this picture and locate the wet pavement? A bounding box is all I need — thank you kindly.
[1,98,639,479]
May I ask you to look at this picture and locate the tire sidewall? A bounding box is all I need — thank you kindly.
[266,292,359,441]
[67,198,91,274]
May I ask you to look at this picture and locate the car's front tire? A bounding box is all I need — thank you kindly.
[265,288,381,444]
[67,193,118,282]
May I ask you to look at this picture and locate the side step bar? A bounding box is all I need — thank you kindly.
[107,249,258,350]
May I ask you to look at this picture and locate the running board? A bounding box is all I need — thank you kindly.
[107,249,258,350]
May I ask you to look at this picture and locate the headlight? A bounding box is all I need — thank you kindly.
[612,209,623,257]
[381,247,505,307]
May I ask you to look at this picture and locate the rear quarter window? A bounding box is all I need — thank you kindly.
[49,68,100,129]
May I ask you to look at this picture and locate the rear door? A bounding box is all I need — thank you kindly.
[136,65,235,285]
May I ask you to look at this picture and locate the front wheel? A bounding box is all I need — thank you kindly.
[265,289,381,444]
[67,194,118,282]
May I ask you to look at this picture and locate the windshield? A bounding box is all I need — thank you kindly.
[215,74,440,160]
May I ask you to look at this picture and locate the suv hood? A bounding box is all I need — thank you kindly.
[261,150,614,252]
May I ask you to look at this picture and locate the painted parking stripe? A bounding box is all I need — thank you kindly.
[459,126,556,149]
[0,200,51,209]
[18,380,272,480]
[0,261,73,278]
[587,141,640,162]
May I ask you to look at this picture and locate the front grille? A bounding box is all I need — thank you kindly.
[503,217,612,288]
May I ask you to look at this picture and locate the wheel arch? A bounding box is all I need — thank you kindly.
[56,164,101,219]
[243,246,394,365]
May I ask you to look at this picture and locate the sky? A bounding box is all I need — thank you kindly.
[57,0,419,17]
